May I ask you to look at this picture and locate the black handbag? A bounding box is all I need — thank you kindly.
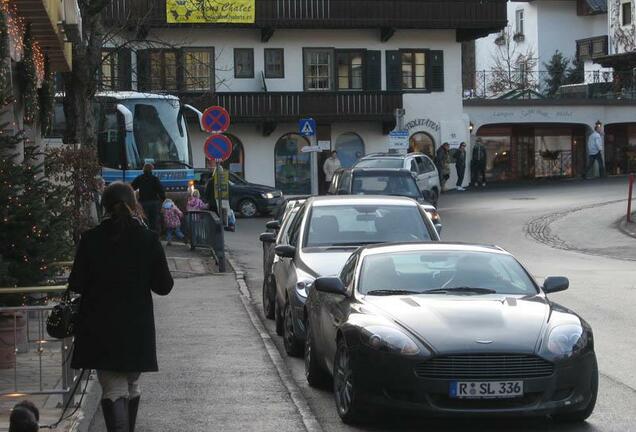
[46,289,80,339]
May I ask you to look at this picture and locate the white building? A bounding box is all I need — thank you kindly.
[97,0,507,194]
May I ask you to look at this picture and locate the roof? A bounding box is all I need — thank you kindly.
[350,168,412,175]
[359,242,508,256]
[308,195,418,207]
[361,152,427,160]
[95,91,180,101]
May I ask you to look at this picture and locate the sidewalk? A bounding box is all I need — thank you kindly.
[87,243,306,432]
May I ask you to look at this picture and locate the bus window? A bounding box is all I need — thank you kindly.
[133,103,181,165]
[97,111,123,169]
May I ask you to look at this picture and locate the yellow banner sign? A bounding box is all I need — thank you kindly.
[167,0,255,24]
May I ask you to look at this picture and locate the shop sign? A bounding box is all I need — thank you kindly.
[167,0,255,24]
[389,130,409,151]
[405,118,441,133]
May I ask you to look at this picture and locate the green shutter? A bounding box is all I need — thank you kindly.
[118,48,132,91]
[365,50,381,91]
[429,50,444,92]
[136,50,149,91]
[386,50,402,91]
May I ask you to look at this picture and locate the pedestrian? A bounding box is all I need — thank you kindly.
[435,143,451,191]
[68,182,173,432]
[161,198,185,246]
[204,171,220,215]
[9,400,39,432]
[94,176,106,222]
[186,189,208,212]
[323,151,341,194]
[455,142,467,191]
[131,164,165,233]
[583,123,606,179]
[471,138,487,187]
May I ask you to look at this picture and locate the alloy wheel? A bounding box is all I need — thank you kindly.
[240,199,258,217]
[284,302,296,353]
[334,344,354,416]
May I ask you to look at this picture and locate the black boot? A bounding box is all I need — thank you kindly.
[129,396,140,432]
[101,398,129,432]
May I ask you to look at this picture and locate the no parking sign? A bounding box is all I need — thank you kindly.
[204,134,233,162]
[201,105,231,133]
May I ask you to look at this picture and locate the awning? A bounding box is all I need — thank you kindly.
[594,52,636,70]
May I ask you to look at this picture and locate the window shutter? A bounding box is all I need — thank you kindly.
[118,48,132,91]
[386,50,401,91]
[365,50,381,91]
[136,50,149,91]
[429,50,444,92]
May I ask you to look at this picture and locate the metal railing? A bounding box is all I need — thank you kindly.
[0,285,79,406]
[183,211,226,272]
[464,70,636,100]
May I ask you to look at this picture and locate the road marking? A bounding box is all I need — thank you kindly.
[228,256,324,432]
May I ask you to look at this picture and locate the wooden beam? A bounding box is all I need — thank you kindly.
[380,27,395,42]
[261,27,275,43]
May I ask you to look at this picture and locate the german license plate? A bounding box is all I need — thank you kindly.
[449,381,523,399]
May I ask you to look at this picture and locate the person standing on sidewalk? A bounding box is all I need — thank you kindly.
[455,142,467,191]
[131,164,165,232]
[583,123,606,179]
[435,143,451,191]
[69,182,174,432]
[323,151,341,194]
[471,138,487,187]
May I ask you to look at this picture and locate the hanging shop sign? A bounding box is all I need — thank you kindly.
[166,0,255,24]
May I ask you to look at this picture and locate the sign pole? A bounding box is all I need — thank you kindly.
[216,162,224,225]
[311,134,319,196]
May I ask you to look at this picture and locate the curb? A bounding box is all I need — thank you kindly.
[226,255,324,432]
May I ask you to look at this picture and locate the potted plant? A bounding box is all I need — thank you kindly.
[495,34,506,46]
[513,32,525,43]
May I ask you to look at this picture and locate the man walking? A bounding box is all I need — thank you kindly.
[322,151,341,194]
[435,143,451,192]
[471,138,487,187]
[583,123,605,179]
[455,142,467,191]
[131,163,165,232]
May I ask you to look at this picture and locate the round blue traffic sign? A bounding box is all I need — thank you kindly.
[202,105,231,133]
[204,134,233,162]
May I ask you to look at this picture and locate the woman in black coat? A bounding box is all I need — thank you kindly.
[69,182,173,432]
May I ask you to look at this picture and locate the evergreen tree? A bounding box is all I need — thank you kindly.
[566,56,585,84]
[543,50,570,96]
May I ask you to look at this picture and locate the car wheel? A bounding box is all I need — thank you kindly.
[283,300,303,357]
[553,358,598,423]
[334,338,365,424]
[305,320,330,388]
[275,300,284,336]
[239,199,258,218]
[262,277,275,320]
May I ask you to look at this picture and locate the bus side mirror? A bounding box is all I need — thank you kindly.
[183,104,205,132]
[116,104,133,132]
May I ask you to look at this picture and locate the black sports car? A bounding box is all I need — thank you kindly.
[305,243,597,424]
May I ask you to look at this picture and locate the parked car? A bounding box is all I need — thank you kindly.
[271,196,440,358]
[305,242,597,424]
[354,153,440,205]
[328,168,442,233]
[259,198,307,319]
[191,169,284,217]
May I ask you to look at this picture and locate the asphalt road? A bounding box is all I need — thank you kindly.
[225,177,636,432]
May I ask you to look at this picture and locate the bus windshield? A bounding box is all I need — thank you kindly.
[122,98,191,169]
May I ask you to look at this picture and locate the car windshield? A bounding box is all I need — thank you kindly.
[304,205,431,247]
[230,172,248,185]
[358,251,538,295]
[352,173,420,198]
[355,158,404,169]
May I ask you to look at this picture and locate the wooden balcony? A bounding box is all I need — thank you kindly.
[104,0,506,41]
[180,91,402,132]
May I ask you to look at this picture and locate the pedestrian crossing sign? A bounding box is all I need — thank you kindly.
[298,118,317,137]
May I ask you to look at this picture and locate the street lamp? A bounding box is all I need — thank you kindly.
[469,122,474,134]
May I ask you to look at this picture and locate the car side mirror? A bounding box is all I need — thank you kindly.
[259,232,276,243]
[543,276,569,294]
[314,277,347,296]
[266,220,281,230]
[275,244,296,259]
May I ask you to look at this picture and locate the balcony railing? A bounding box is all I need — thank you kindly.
[463,70,636,101]
[180,91,403,122]
[104,0,506,31]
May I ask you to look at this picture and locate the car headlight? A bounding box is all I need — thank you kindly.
[546,324,590,360]
[296,279,313,299]
[361,325,421,356]
[261,192,275,199]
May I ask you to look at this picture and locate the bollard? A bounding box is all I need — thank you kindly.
[628,174,635,223]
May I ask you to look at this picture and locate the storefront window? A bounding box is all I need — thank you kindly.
[275,133,311,194]
[477,126,512,181]
[534,128,573,178]
[409,132,435,157]
[335,133,365,168]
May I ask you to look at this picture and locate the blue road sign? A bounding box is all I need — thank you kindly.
[202,106,231,133]
[204,134,233,162]
[298,118,317,137]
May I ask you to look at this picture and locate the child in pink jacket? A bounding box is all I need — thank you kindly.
[161,199,184,245]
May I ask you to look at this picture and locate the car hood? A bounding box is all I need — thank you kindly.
[364,294,549,354]
[299,251,355,278]
[232,182,277,193]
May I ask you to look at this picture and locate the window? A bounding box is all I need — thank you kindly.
[264,48,284,78]
[336,51,364,90]
[99,50,118,90]
[515,9,524,35]
[622,2,632,26]
[304,49,333,91]
[184,49,213,91]
[234,48,254,78]
[149,50,178,91]
[401,50,426,90]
